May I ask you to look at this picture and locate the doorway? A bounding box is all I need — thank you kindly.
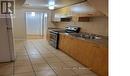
[25,12,44,39]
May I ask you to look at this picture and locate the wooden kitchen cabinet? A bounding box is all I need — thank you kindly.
[70,1,104,17]
[87,0,108,16]
[59,34,65,50]
[52,1,104,22]
[59,34,75,54]
[52,7,72,22]
[59,34,108,76]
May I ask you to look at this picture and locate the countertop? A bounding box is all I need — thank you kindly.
[60,33,108,48]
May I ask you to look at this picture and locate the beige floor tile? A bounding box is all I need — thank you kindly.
[16,51,28,56]
[13,39,97,76]
[36,70,57,76]
[25,46,37,50]
[49,62,66,70]
[27,51,40,55]
[64,61,85,68]
[14,41,25,49]
[39,50,52,54]
[45,57,61,63]
[30,58,46,64]
[16,55,29,61]
[14,65,33,74]
[15,49,26,52]
[73,68,94,75]
[41,53,56,58]
[32,63,52,72]
[56,69,76,76]
[15,59,31,66]
[50,50,59,54]
[64,61,93,75]
[78,73,97,76]
[16,55,28,58]
[14,72,35,76]
[14,44,25,49]
[54,51,69,57]
[49,62,77,76]
[58,55,76,62]
[29,54,43,59]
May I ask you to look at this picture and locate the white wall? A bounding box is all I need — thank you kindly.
[13,6,53,40]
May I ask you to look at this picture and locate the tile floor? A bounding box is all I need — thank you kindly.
[0,39,97,76]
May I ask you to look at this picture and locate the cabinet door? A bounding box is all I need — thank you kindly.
[82,43,108,76]
[59,34,78,57]
[66,36,77,56]
[62,35,69,53]
[91,46,108,76]
[59,34,65,50]
[76,40,94,66]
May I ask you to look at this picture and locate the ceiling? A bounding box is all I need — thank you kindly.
[23,0,86,9]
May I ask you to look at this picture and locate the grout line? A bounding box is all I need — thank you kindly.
[31,40,82,76]
[34,40,81,75]
[23,41,37,76]
[42,41,97,76]
[42,43,78,74]
[31,40,95,76]
[30,40,58,76]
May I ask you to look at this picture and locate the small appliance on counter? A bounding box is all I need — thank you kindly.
[48,26,80,49]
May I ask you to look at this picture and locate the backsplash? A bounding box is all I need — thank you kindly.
[53,16,108,36]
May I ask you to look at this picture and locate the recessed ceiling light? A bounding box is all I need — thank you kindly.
[49,5,54,10]
[48,0,55,10]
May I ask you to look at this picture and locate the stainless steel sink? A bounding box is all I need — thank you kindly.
[69,33,102,40]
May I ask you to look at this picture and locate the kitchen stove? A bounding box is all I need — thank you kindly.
[48,26,80,49]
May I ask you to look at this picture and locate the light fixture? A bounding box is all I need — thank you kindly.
[44,13,47,17]
[31,12,35,16]
[48,5,54,10]
[48,0,55,10]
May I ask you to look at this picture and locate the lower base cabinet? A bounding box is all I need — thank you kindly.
[59,34,108,76]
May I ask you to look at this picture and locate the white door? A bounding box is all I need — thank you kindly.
[0,15,14,62]
[26,12,44,38]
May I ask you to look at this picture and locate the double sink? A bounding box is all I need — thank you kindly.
[69,33,102,40]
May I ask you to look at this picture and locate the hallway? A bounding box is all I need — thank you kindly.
[0,39,97,76]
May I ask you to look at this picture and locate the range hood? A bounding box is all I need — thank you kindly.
[60,17,72,22]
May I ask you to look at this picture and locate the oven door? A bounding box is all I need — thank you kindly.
[49,31,59,49]
[49,32,58,40]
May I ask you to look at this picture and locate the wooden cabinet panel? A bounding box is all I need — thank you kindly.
[59,34,65,50]
[58,34,108,76]
[52,1,105,22]
[70,1,103,17]
[87,0,108,16]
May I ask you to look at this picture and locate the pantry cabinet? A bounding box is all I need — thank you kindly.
[59,34,108,76]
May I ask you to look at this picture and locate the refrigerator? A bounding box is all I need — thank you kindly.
[0,14,15,62]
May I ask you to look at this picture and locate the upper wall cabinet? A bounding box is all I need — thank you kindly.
[52,7,72,22]
[52,1,105,22]
[87,0,108,16]
[70,2,104,17]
